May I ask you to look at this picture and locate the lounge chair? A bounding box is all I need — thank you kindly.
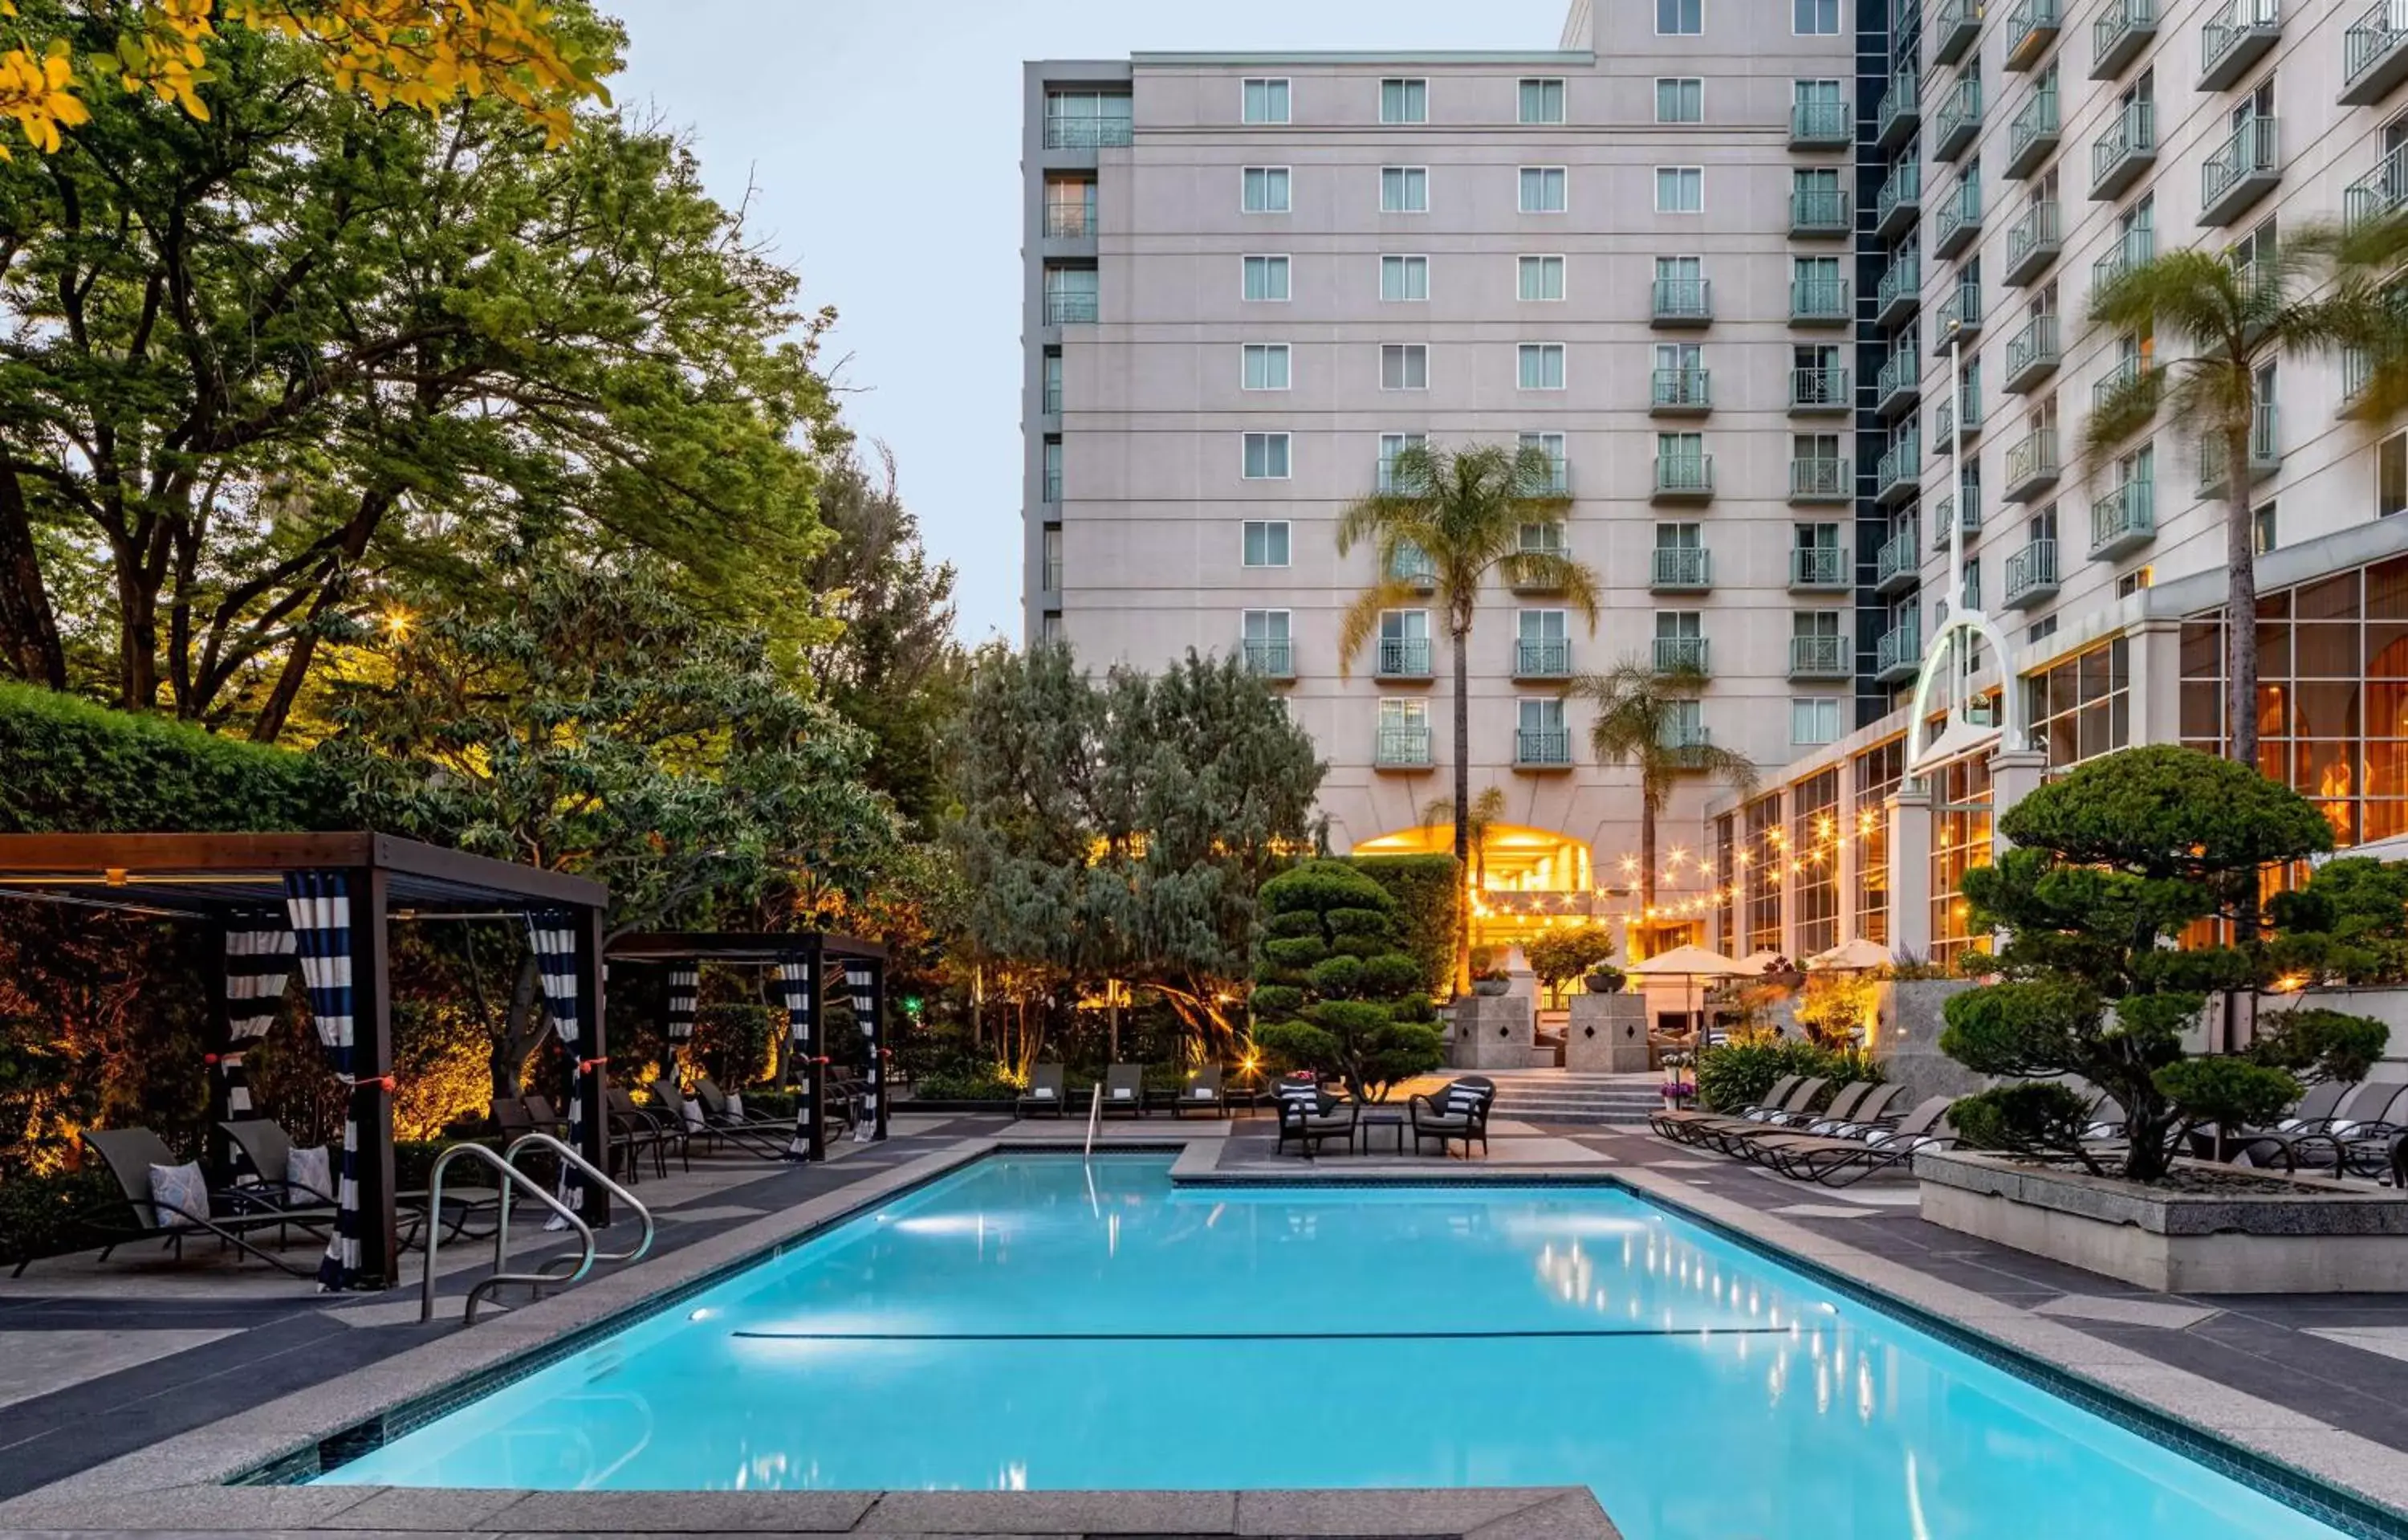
[604,1086,683,1178]
[1100,1062,1147,1118]
[1017,1063,1069,1119]
[222,1118,499,1237]
[1410,1077,1495,1158]
[1724,1084,1907,1163]
[1759,1097,1959,1187]
[1653,1076,1828,1145]
[1277,1091,1358,1157]
[1647,1074,1803,1141]
[14,1127,336,1277]
[2265,1082,2408,1177]
[1706,1081,1879,1155]
[687,1078,793,1158]
[1172,1065,1228,1118]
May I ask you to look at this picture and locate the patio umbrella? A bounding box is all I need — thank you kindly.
[1806,937,1893,972]
[1627,946,1751,1059]
[1736,950,1790,975]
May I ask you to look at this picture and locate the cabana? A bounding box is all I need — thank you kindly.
[605,931,891,1163]
[0,832,609,1289]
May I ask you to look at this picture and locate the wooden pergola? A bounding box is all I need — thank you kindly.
[0,832,610,1286]
[607,931,891,1159]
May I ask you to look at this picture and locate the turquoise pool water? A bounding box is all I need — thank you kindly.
[322,1155,2355,1539]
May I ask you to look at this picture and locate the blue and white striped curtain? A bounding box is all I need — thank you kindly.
[526,914,586,1212]
[778,958,815,1160]
[282,873,361,1290]
[848,960,879,1142]
[221,917,295,1147]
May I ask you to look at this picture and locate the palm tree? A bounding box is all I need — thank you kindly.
[2080,222,2397,777]
[1423,786,1507,890]
[1336,442,1600,879]
[1566,658,1757,951]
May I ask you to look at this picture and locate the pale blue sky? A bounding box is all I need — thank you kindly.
[604,0,1572,645]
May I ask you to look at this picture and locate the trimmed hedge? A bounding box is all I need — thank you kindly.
[0,682,343,833]
[1694,1040,1881,1114]
[1348,853,1460,997]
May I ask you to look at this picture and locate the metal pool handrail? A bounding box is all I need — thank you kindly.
[502,1131,656,1270]
[1084,1080,1104,1157]
[420,1141,592,1326]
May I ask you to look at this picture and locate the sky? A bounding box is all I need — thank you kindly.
[603,0,1572,646]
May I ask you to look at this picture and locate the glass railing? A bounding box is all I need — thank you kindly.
[1652,636,1710,674]
[1377,638,1432,676]
[1792,277,1851,320]
[1792,546,1848,587]
[1654,454,1714,495]
[1792,365,1850,409]
[1515,639,1572,677]
[1652,546,1713,589]
[1653,278,1714,322]
[1792,189,1853,232]
[1043,113,1134,149]
[2347,0,2408,95]
[1241,638,1294,678]
[1515,728,1572,766]
[1044,290,1099,325]
[1376,725,1432,767]
[2090,478,2155,552]
[1792,457,1851,499]
[2091,100,2156,190]
[2093,226,2154,288]
[2004,539,2057,603]
[1791,634,1850,676]
[2006,314,2061,382]
[2203,116,2280,213]
[1653,368,1713,409]
[2346,145,2408,227]
[1792,99,1852,143]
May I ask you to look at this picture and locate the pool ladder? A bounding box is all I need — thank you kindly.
[1084,1079,1104,1157]
[420,1132,656,1326]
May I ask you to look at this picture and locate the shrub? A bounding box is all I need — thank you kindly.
[2268,858,2408,985]
[914,1066,1019,1101]
[1348,854,1461,996]
[0,682,342,833]
[2245,1007,2390,1086]
[1252,859,1443,1101]
[1526,926,1616,1001]
[1949,1082,2095,1158]
[1693,1040,1880,1114]
[0,1164,121,1268]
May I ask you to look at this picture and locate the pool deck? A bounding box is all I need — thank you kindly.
[10,1107,2408,1538]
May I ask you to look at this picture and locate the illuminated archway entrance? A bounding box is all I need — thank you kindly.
[1354,822,1600,957]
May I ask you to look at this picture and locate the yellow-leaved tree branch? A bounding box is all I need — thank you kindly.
[0,0,612,155]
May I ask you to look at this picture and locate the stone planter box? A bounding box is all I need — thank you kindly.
[1917,1149,2408,1293]
[1452,992,1534,1069]
[1565,992,1649,1072]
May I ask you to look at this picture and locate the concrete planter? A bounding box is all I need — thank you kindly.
[1869,977,1983,1106]
[1565,992,1650,1072]
[1917,1149,2408,1293]
[1451,992,1535,1069]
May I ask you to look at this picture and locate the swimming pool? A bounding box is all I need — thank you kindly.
[319,1155,2364,1539]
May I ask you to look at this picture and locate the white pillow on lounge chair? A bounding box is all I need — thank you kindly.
[726,1092,745,1120]
[1031,1086,1056,1099]
[147,1161,208,1229]
[681,1097,706,1131]
[1110,1086,1135,1101]
[287,1144,333,1204]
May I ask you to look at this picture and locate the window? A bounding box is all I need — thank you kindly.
[1242,166,1291,214]
[1381,344,1429,391]
[1379,697,1430,760]
[1794,0,1838,34]
[2025,637,2130,771]
[1519,520,1566,556]
[1241,610,1291,676]
[1380,165,1429,213]
[1042,438,1062,503]
[1242,78,1290,125]
[1743,793,1783,953]
[1518,255,1565,301]
[1243,519,1291,567]
[1241,432,1291,479]
[2255,499,2278,554]
[1792,696,1841,746]
[1039,613,1063,646]
[1658,0,1701,35]
[2383,430,2408,517]
[1380,254,1430,302]
[2116,568,2153,598]
[1043,265,1098,324]
[1519,343,1566,390]
[1853,738,1903,945]
[1241,343,1290,391]
[2029,616,2059,645]
[1380,78,1427,124]
[1519,78,1566,124]
[1656,166,1704,213]
[1519,698,1568,757]
[1040,349,1063,414]
[1656,78,1702,124]
[1379,431,1428,491]
[1519,165,1568,213]
[1043,176,1096,237]
[1042,525,1063,593]
[1242,255,1290,302]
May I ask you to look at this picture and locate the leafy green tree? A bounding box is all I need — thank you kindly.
[949,643,1324,1049]
[1939,746,2377,1181]
[1564,658,1757,939]
[1333,442,1598,906]
[1251,859,1442,1102]
[1524,924,1617,1007]
[2268,858,2408,985]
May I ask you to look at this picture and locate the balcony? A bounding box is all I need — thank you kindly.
[1043,202,1098,238]
[1877,69,1922,151]
[1931,491,1983,552]
[1790,455,1852,503]
[2007,88,2060,179]
[2345,0,2408,105]
[1659,723,1714,759]
[1934,76,1983,162]
[1877,161,1924,241]
[2200,116,2280,227]
[2006,0,2062,71]
[1652,454,1714,501]
[2089,477,2156,558]
[1876,523,1922,594]
[1790,365,1851,415]
[1934,283,1983,349]
[1514,639,1573,681]
[2199,404,2281,496]
[1791,545,1849,590]
[1525,457,1574,496]
[1650,546,1714,592]
[1376,638,1434,680]
[1510,540,1569,592]
[2004,201,2063,287]
[1932,0,1980,67]
[2090,101,2156,201]
[2343,348,2382,421]
[1791,277,1852,326]
[2093,0,2156,79]
[1934,383,1983,442]
[1375,725,1432,769]
[1043,114,1133,150]
[1043,290,1099,325]
[2346,148,2408,229]
[1652,636,1710,675]
[1041,377,1063,415]
[1041,556,1062,595]
[1877,347,1922,418]
[1043,471,1064,504]
[2093,226,2154,292]
[2003,314,2062,393]
[1652,278,1713,328]
[1651,367,1713,415]
[1241,638,1295,680]
[1790,633,1853,680]
[1385,548,1438,592]
[1792,188,1853,238]
[1515,728,1573,771]
[2199,0,2281,92]
[2089,356,2162,434]
[1875,615,1923,683]
[1876,435,1922,505]
[1376,459,1429,495]
[2004,428,2060,501]
[2003,539,2060,608]
[1877,253,1922,328]
[1933,178,1983,259]
[1792,99,1853,149]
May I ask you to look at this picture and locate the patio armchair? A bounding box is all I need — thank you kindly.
[1017,1062,1069,1119]
[604,1086,684,1179]
[1100,1062,1147,1118]
[1172,1064,1229,1118]
[1276,1090,1359,1157]
[1410,1077,1495,1158]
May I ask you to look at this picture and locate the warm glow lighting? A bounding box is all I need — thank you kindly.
[382,607,413,639]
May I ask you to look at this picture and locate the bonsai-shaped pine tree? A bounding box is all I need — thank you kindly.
[1942,745,2382,1181]
[1251,860,1443,1102]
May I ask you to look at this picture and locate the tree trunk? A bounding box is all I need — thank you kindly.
[0,466,63,687]
[491,953,547,1098]
[1452,620,1473,994]
[1640,792,1659,946]
[2223,417,2263,939]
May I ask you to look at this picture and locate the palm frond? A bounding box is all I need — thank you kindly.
[1333,580,1422,680]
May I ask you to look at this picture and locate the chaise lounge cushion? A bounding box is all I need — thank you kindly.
[287,1144,333,1204]
[146,1161,208,1229]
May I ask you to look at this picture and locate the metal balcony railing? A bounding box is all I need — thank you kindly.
[2005,0,2061,70]
[2091,100,2156,198]
[2199,403,2281,494]
[1653,636,1710,674]
[1792,188,1853,234]
[1653,454,1714,496]
[1045,290,1099,325]
[1653,368,1713,411]
[2093,226,2154,290]
[2004,314,2062,391]
[1043,202,1098,238]
[1935,281,1983,340]
[2006,200,2063,283]
[1651,546,1712,589]
[1876,434,1922,499]
[1790,634,1851,678]
[2003,538,2058,605]
[1792,99,1852,146]
[2093,0,2156,79]
[1652,278,1713,324]
[1877,253,1922,320]
[1792,277,1851,323]
[1792,545,1848,589]
[1515,728,1572,767]
[2004,428,2060,499]
[2199,0,2280,92]
[1043,114,1133,149]
[1376,725,1432,767]
[1792,365,1850,411]
[1933,177,1983,256]
[1241,638,1294,678]
[1934,76,1983,160]
[1386,548,1437,587]
[2089,478,2155,556]
[1377,638,1432,677]
[1934,384,1982,442]
[1876,616,1922,682]
[1515,639,1572,678]
[1877,69,1922,148]
[2007,88,2060,177]
[1877,161,1924,235]
[2201,116,2280,223]
[1877,348,1921,408]
[1791,456,1851,500]
[2346,145,2408,228]
[2345,0,2408,104]
[1877,524,1922,591]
